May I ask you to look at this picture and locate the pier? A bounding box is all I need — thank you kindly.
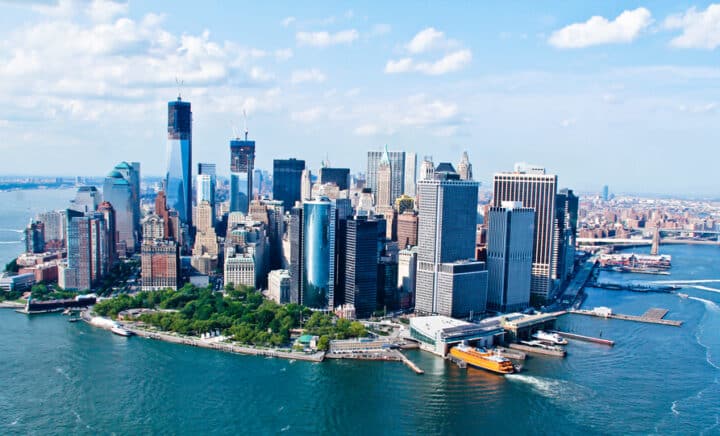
[394,350,425,374]
[551,330,615,346]
[508,343,566,357]
[567,308,682,327]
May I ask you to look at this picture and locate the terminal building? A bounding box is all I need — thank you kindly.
[409,315,505,356]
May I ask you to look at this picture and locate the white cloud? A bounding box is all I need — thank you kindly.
[87,0,128,23]
[548,8,652,48]
[407,27,447,53]
[560,118,576,128]
[385,49,472,75]
[250,67,274,82]
[291,107,323,122]
[353,124,379,136]
[296,29,358,47]
[400,95,459,126]
[274,48,293,61]
[370,23,392,37]
[678,102,717,113]
[665,4,720,49]
[281,16,296,27]
[291,69,326,84]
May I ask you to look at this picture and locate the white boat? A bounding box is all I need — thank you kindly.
[111,325,133,337]
[532,330,568,345]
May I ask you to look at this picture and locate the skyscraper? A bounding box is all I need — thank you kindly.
[24,221,45,254]
[70,186,101,213]
[397,247,417,310]
[288,204,303,304]
[404,152,417,197]
[487,202,534,312]
[302,197,336,309]
[166,97,192,224]
[273,158,305,209]
[344,216,380,318]
[141,239,180,290]
[376,147,392,207]
[300,169,312,202]
[415,166,487,318]
[319,167,350,191]
[230,130,255,214]
[397,211,419,249]
[197,163,216,225]
[492,164,558,303]
[457,151,473,181]
[61,209,114,290]
[367,148,405,203]
[103,164,135,255]
[602,185,609,202]
[555,189,579,282]
[419,156,434,181]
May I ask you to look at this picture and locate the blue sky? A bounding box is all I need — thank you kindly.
[1,1,719,195]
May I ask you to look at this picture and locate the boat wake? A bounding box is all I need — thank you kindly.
[691,285,720,295]
[505,374,594,402]
[280,425,291,432]
[55,367,71,381]
[0,228,23,233]
[688,297,720,371]
[0,240,22,245]
[652,279,720,285]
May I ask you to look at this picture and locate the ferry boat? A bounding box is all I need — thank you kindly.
[519,340,566,353]
[111,325,133,337]
[532,330,568,345]
[449,343,516,375]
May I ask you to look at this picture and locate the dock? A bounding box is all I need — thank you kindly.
[495,346,526,360]
[393,350,424,374]
[567,308,682,327]
[508,343,566,357]
[551,330,615,346]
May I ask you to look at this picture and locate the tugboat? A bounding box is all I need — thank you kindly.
[532,330,568,345]
[449,342,518,375]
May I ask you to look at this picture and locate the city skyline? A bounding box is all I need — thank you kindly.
[1,1,720,195]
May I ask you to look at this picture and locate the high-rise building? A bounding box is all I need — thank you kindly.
[154,191,175,241]
[319,167,350,191]
[404,152,417,197]
[302,197,336,309]
[263,199,285,271]
[492,164,558,303]
[602,185,609,202]
[367,148,405,203]
[103,164,135,255]
[142,214,165,240]
[289,204,303,304]
[301,169,312,202]
[420,156,434,181]
[70,186,101,213]
[224,249,256,289]
[415,167,487,318]
[166,97,192,224]
[97,201,118,266]
[394,194,415,215]
[141,239,180,290]
[487,202,534,312]
[24,221,45,254]
[457,151,473,181]
[378,255,399,312]
[397,211,419,249]
[344,216,380,318]
[376,147,392,207]
[230,130,255,214]
[268,269,291,304]
[397,247,417,310]
[36,210,65,247]
[555,189,579,282]
[197,163,216,225]
[273,158,305,210]
[61,209,114,290]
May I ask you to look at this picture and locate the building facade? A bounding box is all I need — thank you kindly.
[302,198,336,309]
[319,167,350,191]
[230,134,255,214]
[344,216,380,318]
[141,239,180,290]
[404,152,417,197]
[367,149,405,203]
[273,158,305,210]
[165,97,192,224]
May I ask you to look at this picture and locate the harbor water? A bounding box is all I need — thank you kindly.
[1,189,719,434]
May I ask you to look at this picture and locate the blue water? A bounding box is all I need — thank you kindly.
[0,191,719,434]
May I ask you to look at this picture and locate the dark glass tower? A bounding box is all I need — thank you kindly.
[319,167,350,190]
[344,216,380,318]
[230,132,255,214]
[165,97,192,224]
[273,158,305,210]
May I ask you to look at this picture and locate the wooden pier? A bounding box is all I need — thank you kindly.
[394,351,424,374]
[567,308,682,327]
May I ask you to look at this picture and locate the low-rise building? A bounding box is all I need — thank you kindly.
[409,315,504,356]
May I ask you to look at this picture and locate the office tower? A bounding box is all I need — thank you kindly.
[191,199,218,275]
[394,194,415,215]
[166,96,192,224]
[141,239,180,290]
[302,197,336,309]
[225,217,269,289]
[397,247,417,310]
[420,156,434,181]
[103,164,135,255]
[492,164,558,303]
[415,167,487,318]
[457,151,473,181]
[194,200,214,234]
[311,182,342,200]
[197,162,216,224]
[253,168,263,196]
[344,216,380,318]
[301,169,312,202]
[289,204,303,304]
[397,211,419,249]
[273,158,305,209]
[367,148,405,202]
[376,148,392,207]
[62,209,113,290]
[404,152,417,197]
[230,130,255,214]
[142,214,165,240]
[24,221,45,254]
[263,199,285,270]
[332,198,353,308]
[70,186,101,213]
[268,269,292,304]
[555,189,579,282]
[602,185,609,202]
[319,167,350,191]
[154,191,174,240]
[36,210,65,247]
[97,201,118,266]
[378,255,399,312]
[110,162,140,242]
[487,202,534,312]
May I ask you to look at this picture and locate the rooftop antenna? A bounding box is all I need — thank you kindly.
[175,76,184,100]
[243,109,249,140]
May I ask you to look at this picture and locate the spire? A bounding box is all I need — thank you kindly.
[380,144,391,166]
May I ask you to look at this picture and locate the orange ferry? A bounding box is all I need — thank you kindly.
[450,343,517,375]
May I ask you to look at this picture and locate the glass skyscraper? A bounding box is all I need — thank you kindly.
[165,97,192,224]
[230,134,255,214]
[273,158,305,210]
[367,149,406,202]
[302,198,336,309]
[197,163,216,225]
